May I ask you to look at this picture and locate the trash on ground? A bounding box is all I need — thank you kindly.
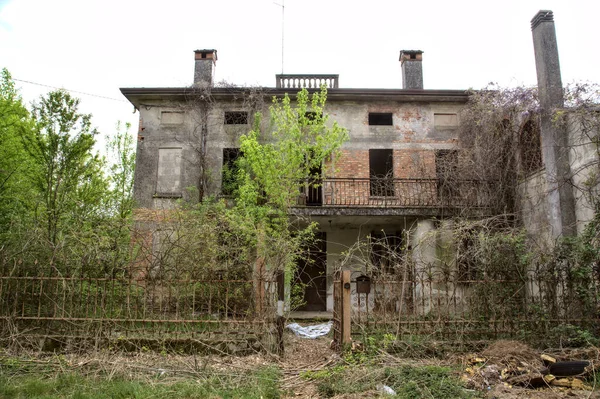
[286,321,332,339]
[376,384,396,396]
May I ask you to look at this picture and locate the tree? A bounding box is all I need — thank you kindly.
[26,90,107,246]
[236,86,348,215]
[0,68,36,236]
[231,86,348,301]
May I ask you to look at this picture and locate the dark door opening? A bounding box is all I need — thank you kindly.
[306,163,323,206]
[369,149,394,196]
[295,232,327,311]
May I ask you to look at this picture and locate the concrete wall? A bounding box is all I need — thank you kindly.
[133,97,463,208]
[567,114,600,234]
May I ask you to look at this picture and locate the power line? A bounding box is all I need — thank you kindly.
[13,78,128,103]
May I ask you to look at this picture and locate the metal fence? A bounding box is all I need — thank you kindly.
[335,266,600,346]
[0,267,280,353]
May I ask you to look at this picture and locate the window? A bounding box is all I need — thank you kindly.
[520,119,542,175]
[222,148,241,196]
[156,148,182,196]
[303,111,322,122]
[369,149,394,196]
[161,111,184,125]
[433,113,458,129]
[368,113,393,126]
[224,111,248,125]
[370,231,403,274]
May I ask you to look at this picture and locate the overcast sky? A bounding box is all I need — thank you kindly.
[1,0,599,150]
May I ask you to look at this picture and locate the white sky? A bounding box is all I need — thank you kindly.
[1,0,599,150]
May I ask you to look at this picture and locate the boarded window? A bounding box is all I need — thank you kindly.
[369,113,393,126]
[161,111,184,125]
[222,148,241,196]
[434,113,458,128]
[156,148,182,196]
[369,149,394,196]
[224,111,248,125]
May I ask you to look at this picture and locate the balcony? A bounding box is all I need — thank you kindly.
[294,178,493,217]
[276,74,339,89]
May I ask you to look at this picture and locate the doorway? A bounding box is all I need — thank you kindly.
[295,232,327,311]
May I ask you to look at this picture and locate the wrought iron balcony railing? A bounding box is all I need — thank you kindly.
[296,178,492,209]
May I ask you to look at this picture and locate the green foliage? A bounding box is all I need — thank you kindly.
[306,363,476,398]
[0,366,281,399]
[0,68,36,238]
[236,86,347,213]
[26,89,107,246]
[0,70,136,279]
[217,86,348,299]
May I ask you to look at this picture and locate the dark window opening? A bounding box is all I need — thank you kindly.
[456,229,478,283]
[368,113,393,126]
[201,52,207,59]
[520,119,542,175]
[370,231,403,275]
[435,149,459,203]
[222,148,241,196]
[369,149,394,196]
[224,111,248,125]
[303,111,323,122]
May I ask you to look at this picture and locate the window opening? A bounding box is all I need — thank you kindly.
[369,149,394,196]
[368,113,393,126]
[520,119,542,175]
[224,111,248,125]
[222,148,241,196]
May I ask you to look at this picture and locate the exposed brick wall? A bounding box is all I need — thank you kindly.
[323,149,438,206]
[334,150,370,179]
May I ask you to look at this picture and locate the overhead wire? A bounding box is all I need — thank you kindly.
[13,78,128,102]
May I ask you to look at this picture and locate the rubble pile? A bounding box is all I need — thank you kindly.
[460,340,595,393]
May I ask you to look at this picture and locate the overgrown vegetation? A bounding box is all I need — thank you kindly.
[0,68,135,276]
[303,364,477,398]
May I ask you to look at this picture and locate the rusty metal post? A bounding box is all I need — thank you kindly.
[342,270,352,345]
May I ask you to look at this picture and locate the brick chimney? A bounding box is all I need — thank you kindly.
[531,10,576,237]
[193,49,217,87]
[399,50,423,89]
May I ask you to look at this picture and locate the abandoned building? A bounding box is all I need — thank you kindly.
[120,10,598,314]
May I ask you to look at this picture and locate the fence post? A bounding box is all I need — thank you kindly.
[276,270,285,356]
[342,270,352,345]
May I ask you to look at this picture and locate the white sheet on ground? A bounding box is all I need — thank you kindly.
[286,321,333,338]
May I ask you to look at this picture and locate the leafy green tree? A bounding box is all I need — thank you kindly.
[26,90,107,246]
[0,68,36,235]
[232,86,348,285]
[236,87,348,215]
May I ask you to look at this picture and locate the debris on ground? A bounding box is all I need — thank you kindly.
[286,321,333,339]
[460,340,597,396]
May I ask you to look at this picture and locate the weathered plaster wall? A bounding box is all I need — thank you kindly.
[567,115,599,234]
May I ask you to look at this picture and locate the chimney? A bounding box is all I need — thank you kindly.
[531,10,576,237]
[193,49,217,87]
[399,50,423,89]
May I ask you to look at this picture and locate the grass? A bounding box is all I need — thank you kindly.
[304,364,480,398]
[0,366,281,399]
